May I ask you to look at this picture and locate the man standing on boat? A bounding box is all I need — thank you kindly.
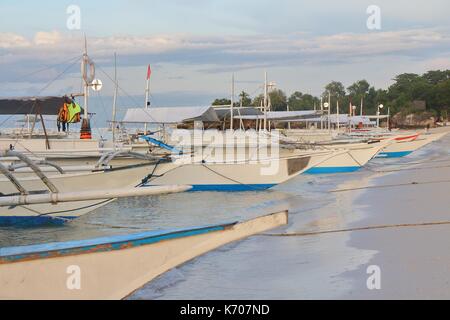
[57,96,81,132]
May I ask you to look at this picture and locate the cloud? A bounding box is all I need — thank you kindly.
[1,28,450,86]
[34,31,62,45]
[3,28,449,62]
[0,33,30,48]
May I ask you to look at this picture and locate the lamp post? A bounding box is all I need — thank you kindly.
[377,104,384,128]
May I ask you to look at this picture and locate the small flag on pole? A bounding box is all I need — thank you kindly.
[147,65,151,80]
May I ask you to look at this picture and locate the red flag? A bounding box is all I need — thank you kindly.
[147,65,151,80]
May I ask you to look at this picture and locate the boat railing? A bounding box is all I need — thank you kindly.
[94,150,166,169]
[0,161,28,195]
[0,150,59,193]
[8,160,65,174]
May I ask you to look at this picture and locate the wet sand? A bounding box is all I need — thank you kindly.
[130,127,450,299]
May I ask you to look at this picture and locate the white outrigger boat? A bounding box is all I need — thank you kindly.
[301,139,392,174]
[247,112,394,174]
[142,145,339,191]
[375,131,448,158]
[0,150,190,226]
[122,107,345,190]
[0,210,287,299]
[344,130,449,158]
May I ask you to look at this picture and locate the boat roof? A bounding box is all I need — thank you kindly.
[234,110,321,121]
[0,96,84,115]
[214,106,264,120]
[122,106,220,124]
[293,114,376,125]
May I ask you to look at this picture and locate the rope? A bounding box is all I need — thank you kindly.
[261,220,450,237]
[331,179,450,193]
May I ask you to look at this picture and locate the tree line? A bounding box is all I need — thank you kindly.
[212,70,450,119]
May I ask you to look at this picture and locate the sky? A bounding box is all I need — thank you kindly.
[1,0,450,120]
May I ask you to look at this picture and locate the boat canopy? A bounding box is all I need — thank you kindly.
[214,106,263,120]
[295,114,376,125]
[0,96,82,115]
[234,110,321,120]
[122,106,220,124]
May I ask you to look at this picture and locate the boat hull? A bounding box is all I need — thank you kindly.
[0,211,288,300]
[376,132,447,158]
[145,151,334,191]
[304,141,388,174]
[0,163,157,226]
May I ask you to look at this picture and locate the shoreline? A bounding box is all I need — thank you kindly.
[339,130,450,299]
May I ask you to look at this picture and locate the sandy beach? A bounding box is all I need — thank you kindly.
[129,127,450,299]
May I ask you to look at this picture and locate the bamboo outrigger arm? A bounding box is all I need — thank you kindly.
[8,160,65,174]
[1,150,59,193]
[95,151,163,169]
[0,162,28,195]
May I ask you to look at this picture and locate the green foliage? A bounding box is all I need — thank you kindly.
[212,70,450,117]
[238,91,252,106]
[347,79,370,96]
[252,89,288,111]
[212,98,231,106]
[287,91,320,110]
[323,81,346,99]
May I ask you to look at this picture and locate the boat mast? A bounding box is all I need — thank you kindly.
[112,53,118,145]
[327,91,331,132]
[83,36,89,120]
[230,73,234,130]
[320,96,323,129]
[337,99,340,131]
[144,65,151,134]
[360,96,363,116]
[80,35,93,140]
[263,71,268,131]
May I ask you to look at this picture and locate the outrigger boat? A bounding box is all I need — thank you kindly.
[343,130,448,158]
[301,139,392,174]
[375,132,449,158]
[121,106,346,191]
[0,150,190,226]
[0,210,288,299]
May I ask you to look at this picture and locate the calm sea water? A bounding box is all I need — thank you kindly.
[0,132,448,299]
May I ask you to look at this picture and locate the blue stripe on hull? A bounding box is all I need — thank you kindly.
[375,151,413,158]
[304,166,361,174]
[143,184,276,192]
[0,216,77,227]
[0,224,231,262]
[190,184,276,191]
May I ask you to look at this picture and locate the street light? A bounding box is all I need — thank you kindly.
[377,104,384,128]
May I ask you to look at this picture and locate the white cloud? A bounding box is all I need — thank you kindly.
[1,28,450,96]
[33,31,62,46]
[0,33,30,49]
[1,28,448,66]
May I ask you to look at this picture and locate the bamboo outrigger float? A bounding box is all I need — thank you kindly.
[0,210,288,300]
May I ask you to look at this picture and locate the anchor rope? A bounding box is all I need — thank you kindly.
[261,220,450,237]
[330,178,450,193]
